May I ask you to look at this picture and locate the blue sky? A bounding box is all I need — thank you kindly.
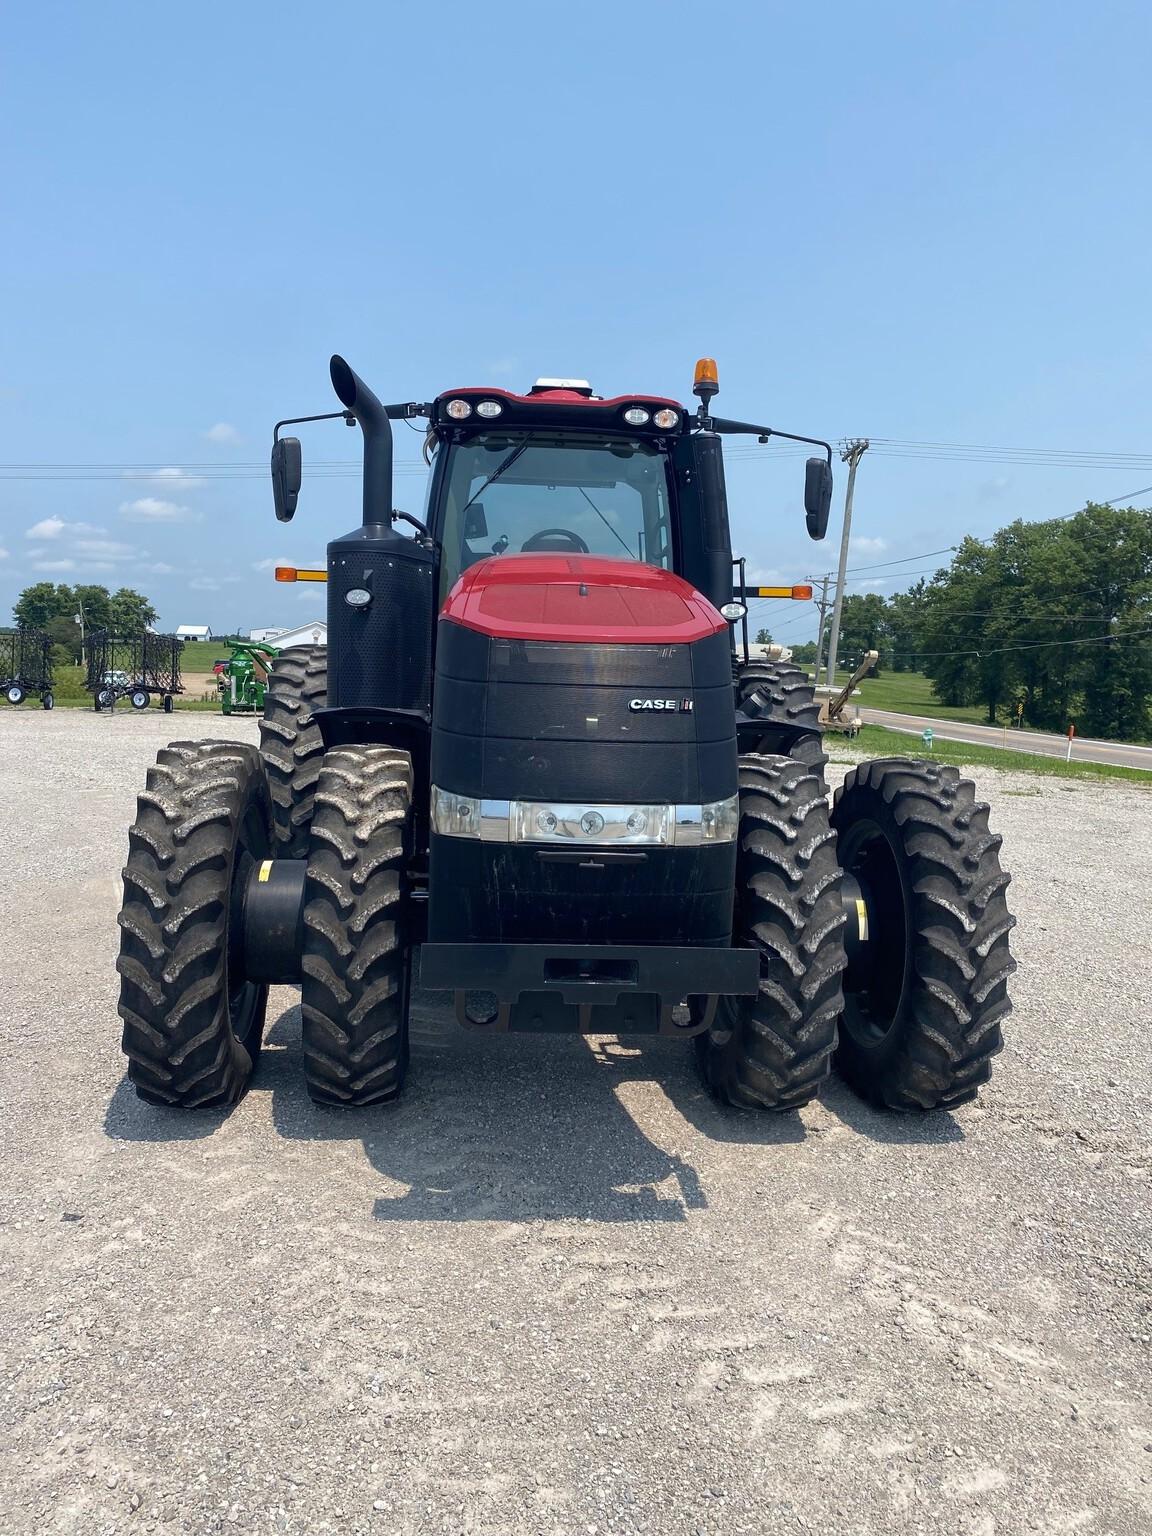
[2,1,1150,645]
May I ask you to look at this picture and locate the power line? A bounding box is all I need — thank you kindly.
[843,546,956,574]
[893,625,1152,661]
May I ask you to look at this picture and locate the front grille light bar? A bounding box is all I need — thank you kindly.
[431,788,739,847]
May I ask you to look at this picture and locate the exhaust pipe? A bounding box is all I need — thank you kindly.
[330,355,393,528]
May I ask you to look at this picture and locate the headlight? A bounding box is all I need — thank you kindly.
[719,601,747,621]
[673,794,740,845]
[652,408,679,430]
[475,400,503,419]
[430,790,741,845]
[622,407,650,426]
[445,399,473,420]
[510,800,672,846]
[700,795,740,841]
[430,786,480,837]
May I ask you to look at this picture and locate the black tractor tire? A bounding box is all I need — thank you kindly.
[736,659,828,785]
[301,744,414,1107]
[116,740,274,1107]
[42,691,54,710]
[130,688,150,710]
[831,757,1016,1111]
[95,688,114,711]
[163,693,174,714]
[259,645,328,859]
[697,753,846,1110]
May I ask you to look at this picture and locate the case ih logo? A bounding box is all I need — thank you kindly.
[629,698,694,713]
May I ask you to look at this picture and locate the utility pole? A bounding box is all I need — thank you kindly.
[809,573,832,690]
[824,439,869,691]
[75,593,86,670]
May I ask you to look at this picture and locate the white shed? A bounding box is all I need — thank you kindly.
[175,624,213,641]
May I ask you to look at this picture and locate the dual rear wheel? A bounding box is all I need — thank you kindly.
[697,752,1017,1112]
[117,739,413,1109]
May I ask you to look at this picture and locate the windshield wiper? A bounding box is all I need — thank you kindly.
[576,486,634,557]
[459,440,529,518]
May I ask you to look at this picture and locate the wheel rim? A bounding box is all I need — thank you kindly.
[837,816,911,1046]
[227,798,273,1052]
[132,691,149,709]
[7,687,22,704]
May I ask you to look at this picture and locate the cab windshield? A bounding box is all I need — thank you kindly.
[436,432,674,601]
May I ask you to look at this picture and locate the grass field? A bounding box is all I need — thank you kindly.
[823,668,989,725]
[831,723,1152,785]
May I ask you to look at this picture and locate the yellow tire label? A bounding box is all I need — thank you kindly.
[258,860,273,884]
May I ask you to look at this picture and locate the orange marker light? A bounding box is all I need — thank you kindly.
[274,566,327,583]
[275,566,296,582]
[752,585,812,600]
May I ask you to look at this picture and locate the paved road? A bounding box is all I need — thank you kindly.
[866,708,1152,771]
[2,713,1150,1535]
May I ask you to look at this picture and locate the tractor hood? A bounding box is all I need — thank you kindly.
[439,554,727,645]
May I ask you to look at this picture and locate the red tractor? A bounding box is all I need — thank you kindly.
[115,358,1015,1113]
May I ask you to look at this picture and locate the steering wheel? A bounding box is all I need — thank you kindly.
[520,528,590,553]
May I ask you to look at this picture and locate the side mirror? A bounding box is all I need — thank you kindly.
[464,501,488,541]
[271,437,302,523]
[805,457,833,540]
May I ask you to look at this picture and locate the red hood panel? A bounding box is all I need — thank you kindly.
[440,554,727,644]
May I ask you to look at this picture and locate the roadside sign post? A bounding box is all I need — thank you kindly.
[1066,722,1075,762]
[922,727,934,754]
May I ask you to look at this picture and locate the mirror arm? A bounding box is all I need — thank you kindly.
[392,509,433,542]
[707,416,834,467]
[273,409,354,443]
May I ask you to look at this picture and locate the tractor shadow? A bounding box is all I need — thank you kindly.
[261,985,807,1224]
[102,990,964,1216]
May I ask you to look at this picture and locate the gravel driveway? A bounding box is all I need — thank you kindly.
[1,712,1149,1535]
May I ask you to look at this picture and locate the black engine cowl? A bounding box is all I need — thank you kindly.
[427,555,738,948]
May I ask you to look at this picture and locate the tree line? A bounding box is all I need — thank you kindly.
[7,581,159,662]
[782,503,1152,739]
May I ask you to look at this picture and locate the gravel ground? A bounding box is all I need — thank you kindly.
[1,712,1149,1536]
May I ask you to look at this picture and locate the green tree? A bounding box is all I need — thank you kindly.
[74,584,113,634]
[12,581,74,630]
[754,627,773,644]
[109,587,158,634]
[915,506,1152,734]
[836,592,890,676]
[44,614,82,663]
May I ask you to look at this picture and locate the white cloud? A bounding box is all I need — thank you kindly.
[31,558,77,572]
[119,496,195,523]
[0,546,8,560]
[144,562,175,576]
[122,466,206,490]
[850,535,887,556]
[204,422,241,445]
[26,516,108,541]
[189,574,242,591]
[26,516,66,540]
